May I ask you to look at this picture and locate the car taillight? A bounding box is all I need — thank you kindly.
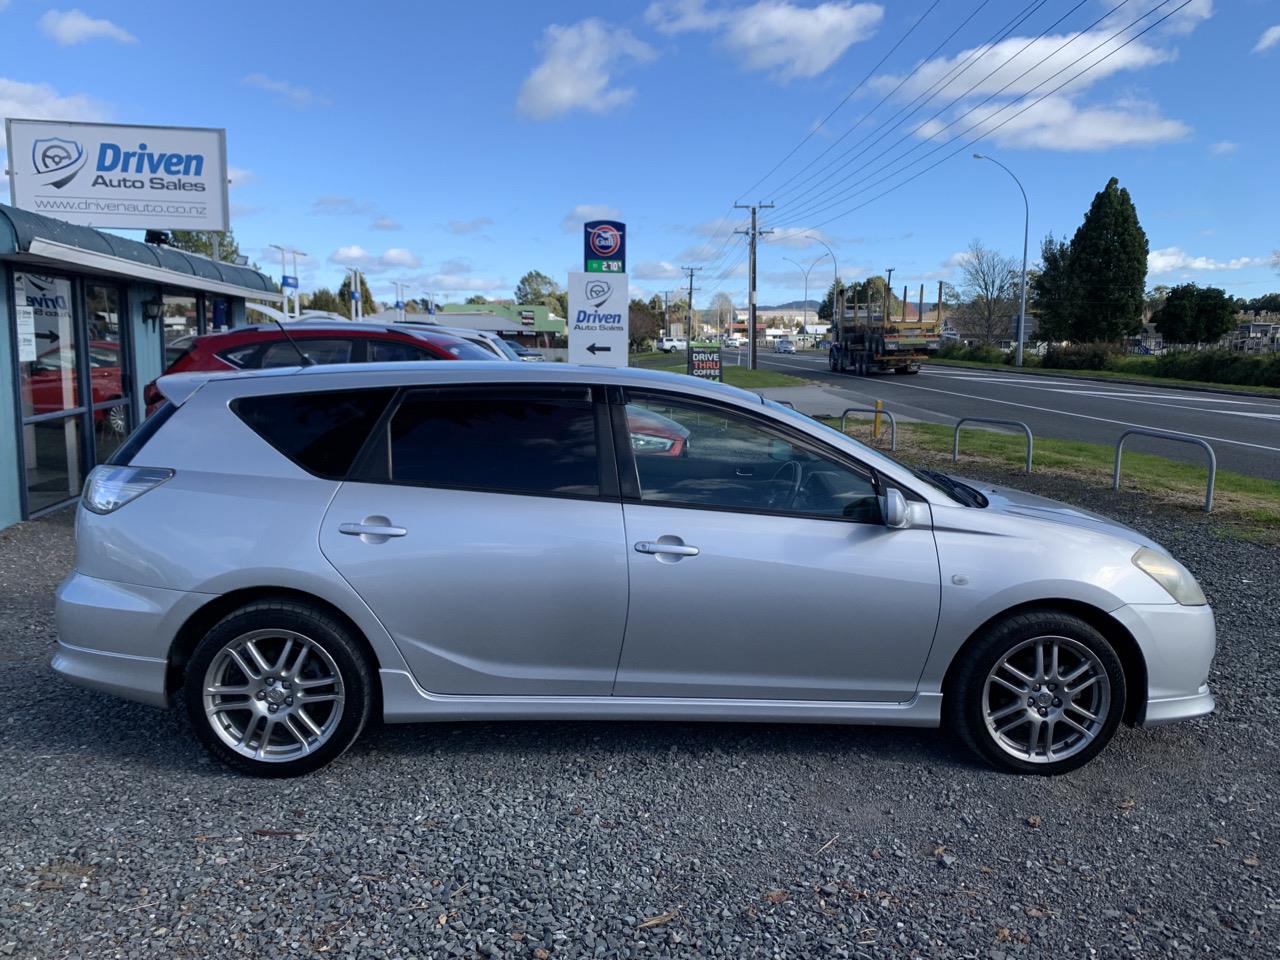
[143,382,162,407]
[82,465,174,515]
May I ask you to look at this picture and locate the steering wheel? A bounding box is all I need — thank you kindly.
[766,460,804,510]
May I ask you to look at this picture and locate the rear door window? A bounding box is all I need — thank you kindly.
[260,338,354,368]
[368,339,437,362]
[232,389,395,479]
[377,387,601,497]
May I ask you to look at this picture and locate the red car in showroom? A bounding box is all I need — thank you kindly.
[145,321,494,412]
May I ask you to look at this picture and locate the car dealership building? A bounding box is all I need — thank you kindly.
[0,202,279,529]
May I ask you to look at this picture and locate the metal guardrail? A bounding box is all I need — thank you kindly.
[953,417,1034,474]
[840,407,897,451]
[1113,429,1217,512]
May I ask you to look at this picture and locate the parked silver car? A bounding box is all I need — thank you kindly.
[53,362,1215,776]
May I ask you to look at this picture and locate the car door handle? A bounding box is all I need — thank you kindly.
[339,521,407,538]
[634,541,699,557]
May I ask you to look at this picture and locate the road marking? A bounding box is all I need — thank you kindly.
[759,358,1280,456]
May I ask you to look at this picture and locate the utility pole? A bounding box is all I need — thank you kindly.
[681,266,701,372]
[937,280,944,328]
[735,201,774,369]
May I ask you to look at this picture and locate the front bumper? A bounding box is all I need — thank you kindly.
[52,571,212,708]
[1112,601,1217,727]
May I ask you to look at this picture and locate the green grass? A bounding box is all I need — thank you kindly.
[926,357,1280,397]
[824,416,1280,541]
[631,352,811,388]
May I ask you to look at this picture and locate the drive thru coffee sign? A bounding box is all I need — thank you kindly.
[5,119,230,231]
[688,342,722,381]
[568,271,628,368]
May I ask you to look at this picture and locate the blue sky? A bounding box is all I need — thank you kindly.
[1,0,1277,308]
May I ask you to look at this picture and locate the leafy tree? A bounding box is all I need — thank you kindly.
[337,273,378,318]
[647,294,664,315]
[515,270,560,305]
[1031,234,1077,342]
[542,290,569,318]
[709,292,736,333]
[1245,292,1280,315]
[465,294,488,305]
[302,287,344,314]
[817,278,845,321]
[1152,284,1237,344]
[1067,177,1148,340]
[167,229,241,262]
[958,239,1018,343]
[628,298,661,349]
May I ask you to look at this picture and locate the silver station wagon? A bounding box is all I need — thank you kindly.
[53,362,1215,777]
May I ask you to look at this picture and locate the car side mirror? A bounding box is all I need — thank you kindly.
[882,488,910,529]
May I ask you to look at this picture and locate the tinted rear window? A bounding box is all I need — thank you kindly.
[233,389,394,479]
[386,388,599,497]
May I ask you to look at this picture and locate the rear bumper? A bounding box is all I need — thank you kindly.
[52,571,212,708]
[1112,602,1217,727]
[51,641,168,708]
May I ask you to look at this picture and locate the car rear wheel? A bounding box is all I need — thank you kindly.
[183,600,373,777]
[946,610,1125,775]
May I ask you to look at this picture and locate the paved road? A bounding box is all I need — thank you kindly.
[737,349,1280,478]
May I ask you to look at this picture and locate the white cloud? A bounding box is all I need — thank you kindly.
[633,260,684,280]
[312,196,375,215]
[1253,25,1280,54]
[1148,247,1265,274]
[561,203,621,233]
[647,0,882,80]
[242,73,324,108]
[760,226,835,248]
[1209,140,1237,155]
[0,77,107,121]
[329,245,422,274]
[518,19,655,119]
[227,166,255,189]
[929,95,1189,151]
[447,217,493,234]
[371,216,402,231]
[39,9,136,45]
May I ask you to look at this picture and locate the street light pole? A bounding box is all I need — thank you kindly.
[803,235,839,334]
[783,254,829,343]
[974,152,1029,367]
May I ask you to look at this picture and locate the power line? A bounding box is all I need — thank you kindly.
[797,0,1196,230]
[767,0,1109,228]
[735,202,775,369]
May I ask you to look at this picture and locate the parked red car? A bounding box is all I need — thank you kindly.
[145,321,494,412]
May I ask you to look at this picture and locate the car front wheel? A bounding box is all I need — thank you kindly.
[947,610,1125,775]
[183,600,373,777]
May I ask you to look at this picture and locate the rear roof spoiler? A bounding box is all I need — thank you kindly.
[154,372,218,407]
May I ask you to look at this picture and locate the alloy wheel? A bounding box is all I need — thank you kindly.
[202,628,346,763]
[982,634,1111,764]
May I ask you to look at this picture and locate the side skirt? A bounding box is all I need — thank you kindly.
[379,669,943,727]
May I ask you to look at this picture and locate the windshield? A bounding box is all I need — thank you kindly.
[760,398,968,505]
[491,338,523,361]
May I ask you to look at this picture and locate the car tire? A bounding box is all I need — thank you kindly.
[946,610,1126,775]
[183,599,374,777]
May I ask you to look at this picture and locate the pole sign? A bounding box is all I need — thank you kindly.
[281,275,299,289]
[567,271,628,367]
[687,341,722,382]
[583,220,625,273]
[5,119,230,231]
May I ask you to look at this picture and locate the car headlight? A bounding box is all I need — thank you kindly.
[1132,547,1207,606]
[631,433,676,454]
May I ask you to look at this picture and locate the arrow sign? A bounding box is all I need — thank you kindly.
[586,343,612,354]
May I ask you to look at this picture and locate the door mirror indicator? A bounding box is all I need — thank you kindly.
[882,488,910,529]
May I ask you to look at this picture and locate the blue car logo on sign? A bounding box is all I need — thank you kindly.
[32,137,86,189]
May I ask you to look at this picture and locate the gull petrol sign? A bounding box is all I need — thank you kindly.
[583,219,625,273]
[5,119,229,231]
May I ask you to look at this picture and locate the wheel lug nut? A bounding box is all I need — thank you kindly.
[1049,683,1056,691]
[1039,707,1048,717]
[282,681,291,690]
[1033,684,1041,691]
[1053,698,1062,707]
[1027,697,1035,707]
[255,691,265,700]
[266,677,275,686]
[285,698,293,706]
[268,705,278,714]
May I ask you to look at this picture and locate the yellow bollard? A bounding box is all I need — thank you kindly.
[874,399,883,439]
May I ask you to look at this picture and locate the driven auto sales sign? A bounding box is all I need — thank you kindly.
[5,119,230,231]
[583,219,625,273]
[568,271,628,368]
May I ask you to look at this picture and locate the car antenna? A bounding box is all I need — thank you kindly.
[269,315,312,366]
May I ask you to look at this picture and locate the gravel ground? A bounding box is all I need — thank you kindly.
[0,469,1276,959]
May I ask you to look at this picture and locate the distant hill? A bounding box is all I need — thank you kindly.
[759,299,822,311]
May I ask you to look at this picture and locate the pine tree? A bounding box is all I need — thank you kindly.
[1031,234,1077,342]
[1067,177,1148,341]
